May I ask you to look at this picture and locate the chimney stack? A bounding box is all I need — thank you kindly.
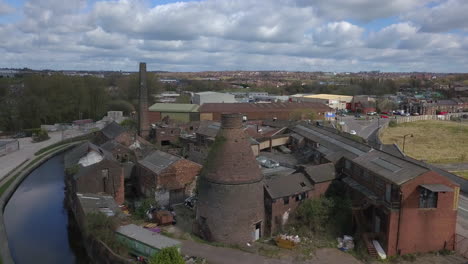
[138,62,148,137]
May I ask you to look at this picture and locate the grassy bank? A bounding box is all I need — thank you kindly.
[451,171,468,179]
[380,120,468,164]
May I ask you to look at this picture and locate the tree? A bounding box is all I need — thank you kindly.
[149,247,184,264]
[295,197,334,233]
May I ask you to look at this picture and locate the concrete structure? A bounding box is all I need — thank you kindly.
[0,140,19,156]
[196,114,265,244]
[301,94,353,110]
[148,103,200,123]
[65,142,125,205]
[292,123,459,256]
[139,62,149,137]
[191,91,237,105]
[199,102,331,121]
[137,150,202,207]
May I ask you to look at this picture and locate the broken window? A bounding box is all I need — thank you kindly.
[419,188,438,208]
[283,197,289,205]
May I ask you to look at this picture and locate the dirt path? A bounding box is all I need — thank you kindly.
[181,240,362,264]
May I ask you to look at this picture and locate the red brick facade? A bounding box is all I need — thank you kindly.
[387,171,458,256]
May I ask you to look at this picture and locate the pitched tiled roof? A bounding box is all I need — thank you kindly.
[139,150,181,174]
[101,121,127,139]
[264,172,313,199]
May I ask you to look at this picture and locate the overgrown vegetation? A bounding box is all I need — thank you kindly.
[287,182,353,248]
[85,212,128,255]
[389,120,397,127]
[134,198,159,220]
[120,119,137,131]
[32,129,50,142]
[148,246,184,264]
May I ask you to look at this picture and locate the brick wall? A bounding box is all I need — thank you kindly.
[386,171,458,256]
[268,190,314,235]
[75,160,125,204]
[311,181,332,199]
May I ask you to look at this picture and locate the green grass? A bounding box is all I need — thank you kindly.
[380,120,468,164]
[34,133,93,156]
[451,171,468,179]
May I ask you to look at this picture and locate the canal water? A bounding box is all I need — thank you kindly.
[4,154,89,264]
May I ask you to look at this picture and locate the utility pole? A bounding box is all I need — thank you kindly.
[402,133,413,153]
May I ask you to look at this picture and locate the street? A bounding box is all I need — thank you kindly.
[0,129,84,181]
[337,115,390,140]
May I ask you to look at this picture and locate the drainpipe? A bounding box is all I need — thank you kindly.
[396,188,403,255]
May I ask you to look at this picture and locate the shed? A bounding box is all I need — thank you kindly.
[116,224,181,258]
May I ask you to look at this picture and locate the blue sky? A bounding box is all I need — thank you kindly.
[0,0,468,72]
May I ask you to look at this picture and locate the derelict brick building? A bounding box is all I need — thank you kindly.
[196,113,265,244]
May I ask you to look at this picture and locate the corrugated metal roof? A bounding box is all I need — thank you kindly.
[352,150,428,185]
[116,224,181,249]
[199,102,332,113]
[148,103,199,112]
[420,184,453,192]
[139,150,181,173]
[264,172,313,199]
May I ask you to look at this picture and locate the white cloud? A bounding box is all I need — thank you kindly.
[0,0,467,72]
[0,0,14,15]
[405,0,468,32]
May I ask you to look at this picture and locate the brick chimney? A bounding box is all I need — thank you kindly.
[138,62,148,137]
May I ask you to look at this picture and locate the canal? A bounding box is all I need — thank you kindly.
[4,154,89,264]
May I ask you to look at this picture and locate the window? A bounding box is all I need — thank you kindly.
[345,160,352,170]
[419,188,438,208]
[300,182,306,187]
[295,192,306,202]
[283,197,289,205]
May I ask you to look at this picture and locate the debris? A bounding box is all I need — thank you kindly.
[337,235,354,251]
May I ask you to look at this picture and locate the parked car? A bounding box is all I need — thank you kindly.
[380,115,389,118]
[349,130,357,135]
[354,114,362,118]
[13,132,26,138]
[367,112,377,116]
[256,156,280,168]
[403,113,411,117]
[411,112,420,116]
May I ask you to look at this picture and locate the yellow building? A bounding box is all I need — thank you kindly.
[301,94,353,110]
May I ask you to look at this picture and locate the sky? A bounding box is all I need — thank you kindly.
[1,0,468,72]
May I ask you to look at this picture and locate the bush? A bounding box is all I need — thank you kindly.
[120,119,136,130]
[85,212,128,255]
[389,120,397,127]
[294,197,334,234]
[149,247,184,264]
[134,198,159,220]
[32,129,50,142]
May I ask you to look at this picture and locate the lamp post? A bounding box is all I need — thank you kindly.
[402,133,413,153]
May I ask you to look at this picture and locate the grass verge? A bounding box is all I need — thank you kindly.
[380,120,468,164]
[451,171,468,179]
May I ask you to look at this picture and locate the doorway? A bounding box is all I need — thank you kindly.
[254,221,262,240]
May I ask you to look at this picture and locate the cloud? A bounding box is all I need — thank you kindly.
[0,0,14,15]
[0,0,467,72]
[405,0,468,32]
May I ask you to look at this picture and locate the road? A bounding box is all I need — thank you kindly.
[0,129,84,181]
[337,116,390,140]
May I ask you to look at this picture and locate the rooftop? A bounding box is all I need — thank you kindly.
[139,150,181,174]
[303,163,336,183]
[303,94,353,101]
[77,193,121,216]
[101,121,127,139]
[116,224,181,249]
[148,103,200,112]
[264,171,313,199]
[199,102,332,113]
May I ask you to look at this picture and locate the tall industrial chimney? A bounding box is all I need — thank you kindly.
[138,62,148,137]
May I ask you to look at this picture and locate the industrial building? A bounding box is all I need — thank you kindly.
[191,91,237,105]
[147,103,200,123]
[301,94,353,110]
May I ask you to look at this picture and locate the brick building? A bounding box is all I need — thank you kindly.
[64,142,125,205]
[199,102,331,121]
[292,123,459,257]
[94,121,134,146]
[137,150,202,207]
[195,114,265,244]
